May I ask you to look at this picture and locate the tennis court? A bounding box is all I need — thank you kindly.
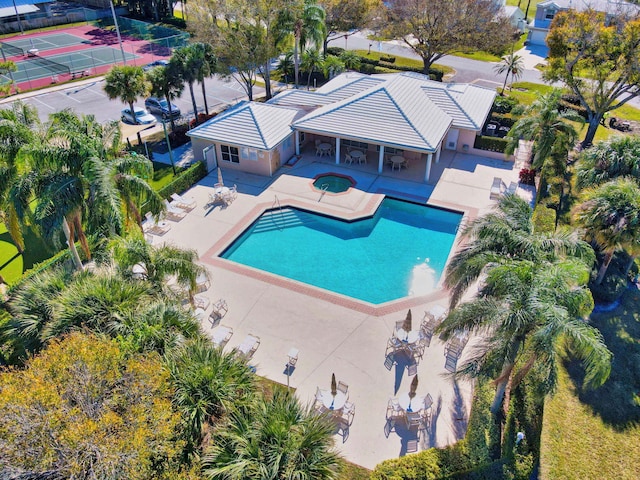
[1,33,87,55]
[8,47,139,83]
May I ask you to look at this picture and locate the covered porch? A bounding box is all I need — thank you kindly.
[294,131,444,184]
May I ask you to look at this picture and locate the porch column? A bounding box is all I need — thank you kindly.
[435,145,441,164]
[424,153,433,183]
[295,131,300,155]
[335,138,341,164]
[378,145,385,173]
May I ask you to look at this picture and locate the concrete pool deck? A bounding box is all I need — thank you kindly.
[153,148,533,469]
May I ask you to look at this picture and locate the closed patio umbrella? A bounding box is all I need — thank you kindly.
[402,309,412,332]
[409,374,418,399]
[331,373,337,396]
[217,167,224,186]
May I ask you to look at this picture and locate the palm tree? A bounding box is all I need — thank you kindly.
[438,259,611,422]
[172,44,201,125]
[279,0,327,88]
[573,177,640,284]
[444,194,595,308]
[103,65,148,124]
[145,62,185,131]
[505,89,583,172]
[301,48,324,88]
[323,55,345,79]
[494,53,524,95]
[202,388,342,479]
[110,236,205,299]
[575,136,640,190]
[0,101,38,252]
[166,337,258,456]
[339,50,361,71]
[275,51,295,83]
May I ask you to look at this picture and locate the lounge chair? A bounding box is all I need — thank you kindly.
[506,181,518,195]
[141,212,171,235]
[170,192,196,211]
[235,334,260,359]
[212,325,233,348]
[163,199,187,221]
[196,271,210,293]
[490,177,503,199]
[210,299,228,321]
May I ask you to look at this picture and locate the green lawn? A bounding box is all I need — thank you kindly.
[149,161,180,191]
[506,0,537,21]
[0,223,58,286]
[539,288,640,480]
[352,50,454,76]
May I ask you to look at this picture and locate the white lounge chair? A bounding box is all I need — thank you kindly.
[490,177,503,199]
[170,192,196,211]
[163,199,187,221]
[212,325,233,348]
[141,212,170,235]
[235,334,260,359]
[506,181,518,195]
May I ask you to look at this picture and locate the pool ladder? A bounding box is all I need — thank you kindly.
[271,195,286,231]
[318,183,329,202]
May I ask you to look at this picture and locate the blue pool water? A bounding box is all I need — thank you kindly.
[221,198,463,304]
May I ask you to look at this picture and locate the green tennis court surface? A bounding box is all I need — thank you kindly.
[8,47,139,83]
[1,33,87,54]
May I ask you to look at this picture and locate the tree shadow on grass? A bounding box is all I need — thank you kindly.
[566,288,640,430]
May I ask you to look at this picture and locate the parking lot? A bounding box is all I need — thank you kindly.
[1,74,265,124]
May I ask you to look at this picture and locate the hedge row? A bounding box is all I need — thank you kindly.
[156,161,207,200]
[7,248,73,294]
[489,112,517,128]
[473,136,509,153]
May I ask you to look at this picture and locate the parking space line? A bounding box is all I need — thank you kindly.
[29,96,55,111]
[59,90,81,103]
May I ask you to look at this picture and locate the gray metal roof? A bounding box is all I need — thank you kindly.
[537,0,639,14]
[293,72,495,152]
[187,101,301,150]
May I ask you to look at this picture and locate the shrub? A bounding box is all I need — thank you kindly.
[156,161,207,200]
[558,100,588,120]
[474,136,509,153]
[561,93,581,106]
[326,46,345,56]
[492,96,519,114]
[370,449,444,480]
[532,205,556,233]
[519,168,536,185]
[359,63,377,74]
[490,113,518,128]
[380,55,396,63]
[161,16,187,29]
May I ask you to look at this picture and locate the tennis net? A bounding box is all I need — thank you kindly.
[29,54,70,76]
[0,41,24,57]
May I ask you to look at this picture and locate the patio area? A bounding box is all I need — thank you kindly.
[151,147,533,469]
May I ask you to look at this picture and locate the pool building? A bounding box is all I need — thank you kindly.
[188,71,504,183]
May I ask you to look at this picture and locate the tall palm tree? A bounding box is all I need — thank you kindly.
[301,48,324,88]
[438,259,611,421]
[279,0,327,88]
[166,337,258,456]
[103,65,148,125]
[575,136,640,190]
[195,42,217,115]
[172,45,201,125]
[573,177,640,284]
[202,388,342,479]
[0,101,38,252]
[494,53,524,95]
[444,194,595,307]
[145,62,185,131]
[505,90,583,169]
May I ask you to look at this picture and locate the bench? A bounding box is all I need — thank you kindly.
[71,70,90,79]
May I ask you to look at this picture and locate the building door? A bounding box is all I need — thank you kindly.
[445,129,459,150]
[203,145,217,172]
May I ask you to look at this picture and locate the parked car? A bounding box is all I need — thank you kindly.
[120,106,157,125]
[142,59,170,72]
[145,97,181,119]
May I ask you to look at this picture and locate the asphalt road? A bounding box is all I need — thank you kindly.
[0,74,264,124]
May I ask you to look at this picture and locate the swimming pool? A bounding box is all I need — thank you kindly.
[221,198,463,304]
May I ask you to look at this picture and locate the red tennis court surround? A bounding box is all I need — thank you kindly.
[0,24,171,93]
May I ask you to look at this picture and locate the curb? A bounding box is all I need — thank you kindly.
[0,75,106,104]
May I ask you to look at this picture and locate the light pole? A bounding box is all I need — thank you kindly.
[109,0,127,64]
[11,0,24,35]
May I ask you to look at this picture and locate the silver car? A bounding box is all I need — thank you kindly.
[121,106,157,125]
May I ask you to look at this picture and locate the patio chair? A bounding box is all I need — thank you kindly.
[211,325,233,348]
[407,363,418,376]
[406,439,419,453]
[194,307,207,321]
[386,336,403,355]
[490,177,503,199]
[335,417,350,443]
[337,381,349,395]
[406,411,422,429]
[196,271,211,293]
[170,192,196,211]
[410,343,425,361]
[210,299,228,321]
[421,393,434,424]
[386,398,402,419]
[384,352,396,371]
[192,295,210,310]
[384,418,396,438]
[163,199,187,221]
[418,328,432,348]
[342,401,355,425]
[287,347,299,367]
[344,153,354,165]
[223,185,238,204]
[506,181,518,195]
[314,387,324,408]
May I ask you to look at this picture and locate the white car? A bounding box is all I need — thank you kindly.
[121,106,157,125]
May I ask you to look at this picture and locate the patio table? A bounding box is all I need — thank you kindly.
[318,143,333,156]
[390,155,406,171]
[319,389,347,411]
[395,328,420,345]
[349,150,366,164]
[399,392,425,413]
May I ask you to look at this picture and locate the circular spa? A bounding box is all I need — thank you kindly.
[312,174,355,194]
